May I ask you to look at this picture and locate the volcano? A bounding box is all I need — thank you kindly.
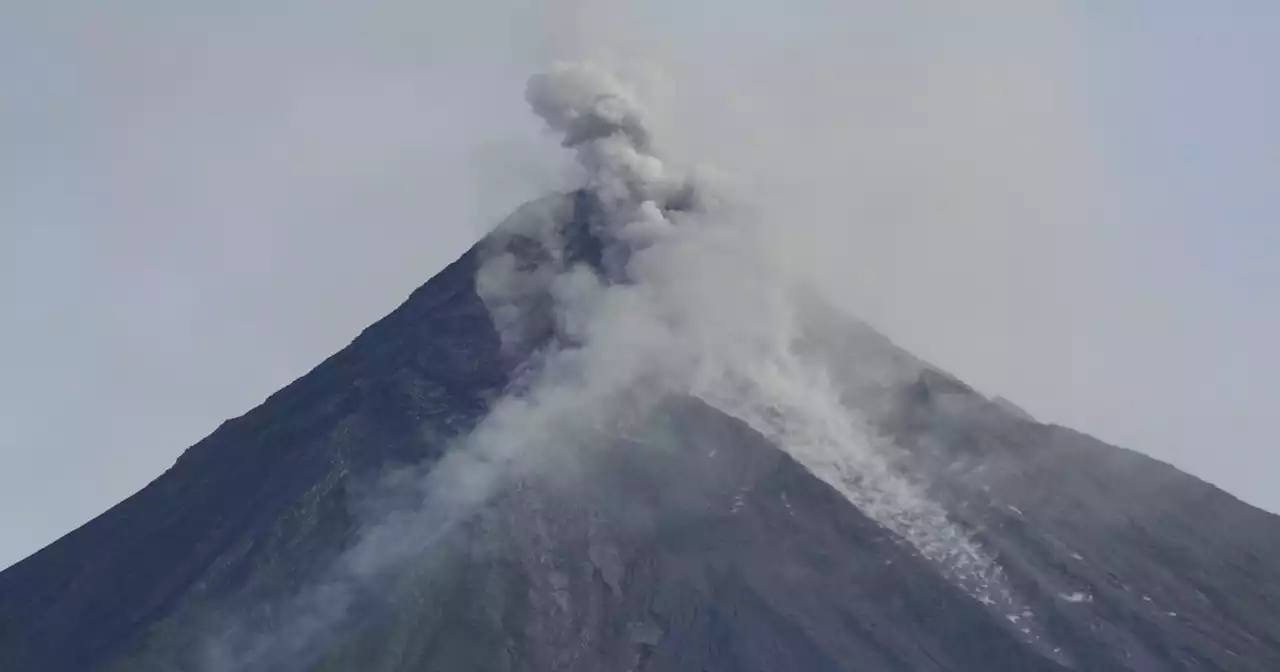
[2,64,1279,672]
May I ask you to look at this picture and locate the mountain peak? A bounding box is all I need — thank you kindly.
[4,63,1280,672]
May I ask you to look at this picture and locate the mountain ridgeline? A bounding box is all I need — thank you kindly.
[2,187,1278,671]
[3,63,1280,671]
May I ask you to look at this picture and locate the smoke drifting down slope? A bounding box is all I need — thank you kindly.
[493,60,1047,640]
[198,61,1055,670]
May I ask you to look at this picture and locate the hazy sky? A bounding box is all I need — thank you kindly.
[1,1,1276,570]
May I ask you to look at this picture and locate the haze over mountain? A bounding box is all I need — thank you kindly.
[3,60,1279,672]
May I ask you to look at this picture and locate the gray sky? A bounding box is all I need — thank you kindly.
[2,1,1277,570]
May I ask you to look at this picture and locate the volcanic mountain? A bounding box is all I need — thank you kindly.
[2,64,1279,672]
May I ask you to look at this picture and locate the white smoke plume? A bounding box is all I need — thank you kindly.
[485,60,1036,615]
[199,61,1049,670]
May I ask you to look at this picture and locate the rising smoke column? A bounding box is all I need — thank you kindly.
[476,62,717,352]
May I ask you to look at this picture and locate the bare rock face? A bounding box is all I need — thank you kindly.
[2,194,1279,672]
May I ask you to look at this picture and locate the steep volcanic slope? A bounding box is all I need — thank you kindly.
[800,305,1280,669]
[296,397,1069,672]
[0,240,509,672]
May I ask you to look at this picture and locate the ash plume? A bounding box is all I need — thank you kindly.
[198,61,1048,670]
[482,61,1048,646]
